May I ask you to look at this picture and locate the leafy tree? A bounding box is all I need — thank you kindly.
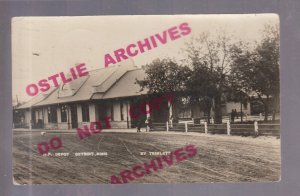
[230,24,279,121]
[185,63,218,123]
[136,58,190,95]
[136,58,191,121]
[183,32,233,124]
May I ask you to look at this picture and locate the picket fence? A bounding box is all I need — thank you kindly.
[151,121,280,137]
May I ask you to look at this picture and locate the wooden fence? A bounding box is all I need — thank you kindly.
[151,121,280,137]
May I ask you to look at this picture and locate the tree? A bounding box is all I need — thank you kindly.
[183,32,233,124]
[136,58,190,94]
[136,58,191,121]
[185,63,218,123]
[230,24,280,121]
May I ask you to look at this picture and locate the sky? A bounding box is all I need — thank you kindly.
[12,14,279,103]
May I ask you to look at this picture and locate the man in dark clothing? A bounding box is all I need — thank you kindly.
[231,109,235,123]
[234,109,238,119]
[136,118,142,132]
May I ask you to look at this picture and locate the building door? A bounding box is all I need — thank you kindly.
[31,109,36,128]
[70,104,78,128]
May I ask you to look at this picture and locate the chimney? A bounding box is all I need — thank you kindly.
[117,58,137,70]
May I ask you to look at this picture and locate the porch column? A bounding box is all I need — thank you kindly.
[57,106,61,123]
[28,109,32,130]
[43,107,48,124]
[89,103,97,122]
[146,102,151,118]
[126,101,131,128]
[77,104,83,123]
[67,105,71,129]
[35,110,38,124]
[168,100,173,127]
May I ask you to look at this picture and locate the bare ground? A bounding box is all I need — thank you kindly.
[13,131,280,184]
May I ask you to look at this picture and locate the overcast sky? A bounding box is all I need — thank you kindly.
[12,14,278,102]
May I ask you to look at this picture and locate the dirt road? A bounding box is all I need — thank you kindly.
[13,131,280,184]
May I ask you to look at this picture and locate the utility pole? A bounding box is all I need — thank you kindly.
[16,95,19,106]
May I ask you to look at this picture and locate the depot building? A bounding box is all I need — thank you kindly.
[13,60,251,130]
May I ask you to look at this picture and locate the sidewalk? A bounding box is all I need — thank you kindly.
[13,128,139,133]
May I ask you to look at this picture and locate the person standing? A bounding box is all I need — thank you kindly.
[136,118,141,132]
[231,109,235,123]
[234,109,238,119]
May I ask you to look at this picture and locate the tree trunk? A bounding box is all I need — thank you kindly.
[205,98,212,124]
[214,94,222,124]
[272,94,279,122]
[264,95,270,121]
[264,103,269,122]
[207,109,211,124]
[240,102,243,123]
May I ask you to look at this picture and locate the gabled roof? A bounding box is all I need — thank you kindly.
[100,69,148,99]
[33,66,118,106]
[34,75,91,106]
[16,60,148,109]
[16,87,56,109]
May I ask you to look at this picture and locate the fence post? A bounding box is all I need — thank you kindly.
[227,120,231,136]
[204,122,208,134]
[254,121,258,135]
[185,122,188,133]
[166,121,169,132]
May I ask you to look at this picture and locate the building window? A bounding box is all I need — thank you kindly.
[47,106,57,123]
[60,105,67,122]
[81,103,90,122]
[120,101,124,121]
